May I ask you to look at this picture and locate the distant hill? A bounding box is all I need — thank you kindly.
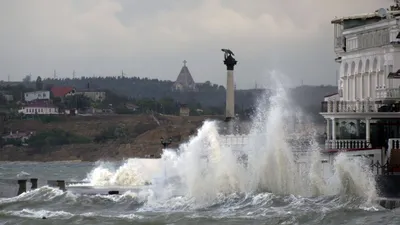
[2,78,336,123]
[288,85,338,123]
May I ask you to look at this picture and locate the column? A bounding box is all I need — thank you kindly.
[368,72,371,98]
[226,70,235,118]
[356,119,360,137]
[361,74,363,99]
[222,50,237,123]
[326,118,331,140]
[346,78,350,100]
[383,66,386,89]
[366,117,371,144]
[353,76,356,100]
[331,118,336,149]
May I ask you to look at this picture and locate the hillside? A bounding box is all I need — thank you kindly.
[0,114,224,162]
[11,78,336,114]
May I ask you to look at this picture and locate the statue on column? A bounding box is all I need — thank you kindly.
[221,49,237,70]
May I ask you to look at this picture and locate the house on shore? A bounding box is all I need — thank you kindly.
[18,101,59,115]
[51,86,76,98]
[75,89,106,102]
[24,90,50,102]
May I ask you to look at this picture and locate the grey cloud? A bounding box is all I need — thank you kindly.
[0,0,390,88]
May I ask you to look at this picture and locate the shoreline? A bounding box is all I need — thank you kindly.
[0,157,161,163]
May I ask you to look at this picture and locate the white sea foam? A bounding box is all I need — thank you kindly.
[86,158,161,186]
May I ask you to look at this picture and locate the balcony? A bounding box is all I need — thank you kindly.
[325,139,371,150]
[376,88,400,101]
[321,101,383,113]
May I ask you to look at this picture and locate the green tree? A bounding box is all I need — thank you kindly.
[36,76,43,90]
[64,94,91,110]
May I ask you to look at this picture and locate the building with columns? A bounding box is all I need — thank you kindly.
[321,2,400,153]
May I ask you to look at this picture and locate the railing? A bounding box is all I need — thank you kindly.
[321,101,383,113]
[370,160,400,175]
[376,88,400,100]
[325,139,371,150]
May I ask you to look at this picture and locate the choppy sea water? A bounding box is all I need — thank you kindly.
[0,161,397,225]
[0,76,397,224]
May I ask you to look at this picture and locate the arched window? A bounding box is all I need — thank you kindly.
[358,60,363,74]
[365,59,370,72]
[351,61,356,75]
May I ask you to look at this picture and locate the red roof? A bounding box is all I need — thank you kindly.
[51,86,74,97]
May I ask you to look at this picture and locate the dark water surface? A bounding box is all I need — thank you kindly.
[0,162,398,225]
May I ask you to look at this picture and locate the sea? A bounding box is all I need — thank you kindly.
[0,79,398,225]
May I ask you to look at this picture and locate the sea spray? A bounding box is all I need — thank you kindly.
[87,159,161,186]
[84,72,378,205]
[331,153,377,202]
[308,137,326,196]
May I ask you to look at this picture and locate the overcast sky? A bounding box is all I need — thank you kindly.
[0,0,387,88]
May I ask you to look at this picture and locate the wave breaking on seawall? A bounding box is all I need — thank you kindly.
[84,78,377,206]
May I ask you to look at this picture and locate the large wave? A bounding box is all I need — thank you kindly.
[84,74,377,205]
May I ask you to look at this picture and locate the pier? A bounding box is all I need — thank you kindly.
[0,178,145,198]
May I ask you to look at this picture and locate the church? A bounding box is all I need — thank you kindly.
[172,60,198,92]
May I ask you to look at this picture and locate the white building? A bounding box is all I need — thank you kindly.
[75,90,106,102]
[18,102,59,115]
[320,2,400,172]
[24,91,50,102]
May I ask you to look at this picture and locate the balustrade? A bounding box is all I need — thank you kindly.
[321,101,383,113]
[376,88,400,100]
[325,139,370,150]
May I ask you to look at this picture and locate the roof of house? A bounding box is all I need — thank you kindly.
[76,87,105,92]
[51,86,74,97]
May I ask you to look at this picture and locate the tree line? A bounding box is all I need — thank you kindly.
[2,75,337,123]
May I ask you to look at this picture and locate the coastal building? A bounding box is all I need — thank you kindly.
[172,60,198,92]
[0,91,14,102]
[18,102,59,115]
[23,90,50,102]
[2,131,34,146]
[125,103,138,111]
[75,89,106,102]
[3,94,13,102]
[320,2,400,167]
[179,104,190,116]
[51,86,76,98]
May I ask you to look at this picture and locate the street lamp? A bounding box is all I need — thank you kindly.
[160,137,172,148]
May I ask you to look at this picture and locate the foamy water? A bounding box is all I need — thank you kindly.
[84,80,377,206]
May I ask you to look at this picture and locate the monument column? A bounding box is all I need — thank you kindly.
[222,49,237,122]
